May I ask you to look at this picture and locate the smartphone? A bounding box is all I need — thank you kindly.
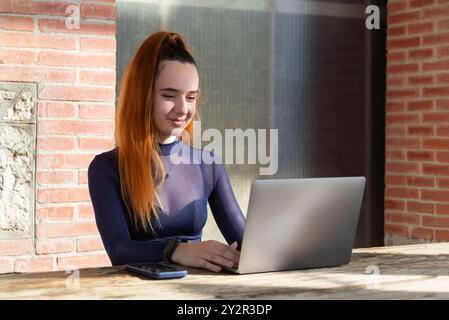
[124,262,188,280]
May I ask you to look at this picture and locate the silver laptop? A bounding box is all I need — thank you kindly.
[223,176,366,274]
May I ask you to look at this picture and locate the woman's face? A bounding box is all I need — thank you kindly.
[153,60,199,143]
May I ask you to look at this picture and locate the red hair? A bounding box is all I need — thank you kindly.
[114,31,202,233]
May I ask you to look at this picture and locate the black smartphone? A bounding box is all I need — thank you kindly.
[124,262,188,280]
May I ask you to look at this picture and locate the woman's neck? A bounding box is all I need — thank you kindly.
[158,135,177,145]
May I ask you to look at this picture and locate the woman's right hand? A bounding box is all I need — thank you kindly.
[170,240,240,272]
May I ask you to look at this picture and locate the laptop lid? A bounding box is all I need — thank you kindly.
[237,176,366,274]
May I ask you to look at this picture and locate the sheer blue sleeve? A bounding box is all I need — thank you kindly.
[207,154,246,251]
[88,156,171,265]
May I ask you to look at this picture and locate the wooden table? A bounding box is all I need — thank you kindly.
[1,242,449,299]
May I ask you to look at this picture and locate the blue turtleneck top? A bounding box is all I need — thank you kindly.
[87,138,246,265]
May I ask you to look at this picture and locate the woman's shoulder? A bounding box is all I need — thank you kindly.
[88,147,119,172]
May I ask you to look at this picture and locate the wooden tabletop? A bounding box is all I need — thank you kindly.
[1,242,449,299]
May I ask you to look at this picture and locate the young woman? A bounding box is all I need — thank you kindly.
[88,31,245,273]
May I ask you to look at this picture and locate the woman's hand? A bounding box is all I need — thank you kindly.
[170,240,240,272]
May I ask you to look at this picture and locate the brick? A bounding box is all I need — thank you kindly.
[423,61,449,73]
[77,237,104,252]
[437,178,449,188]
[15,258,54,273]
[81,3,116,19]
[386,162,420,174]
[407,125,434,136]
[80,37,116,52]
[387,1,407,12]
[0,1,75,16]
[385,224,409,237]
[387,77,406,87]
[39,18,115,35]
[422,86,449,97]
[438,19,449,31]
[386,137,420,148]
[385,187,419,199]
[385,199,405,211]
[385,212,420,224]
[387,63,419,74]
[78,204,95,220]
[36,171,76,184]
[0,49,36,64]
[436,203,449,215]
[388,25,407,37]
[436,230,449,241]
[37,120,114,136]
[0,259,13,274]
[436,73,449,85]
[0,33,76,49]
[36,239,74,255]
[386,101,405,112]
[36,206,74,222]
[407,175,435,187]
[422,215,449,228]
[387,36,421,49]
[39,85,115,102]
[386,126,406,136]
[421,189,449,201]
[387,88,419,100]
[423,137,449,149]
[78,170,88,185]
[410,0,435,7]
[79,137,115,151]
[37,137,77,151]
[37,153,96,170]
[386,113,419,125]
[408,75,434,86]
[45,102,77,118]
[436,45,449,58]
[36,222,99,238]
[79,70,115,85]
[423,163,449,176]
[37,187,91,203]
[437,125,449,136]
[79,103,115,119]
[385,175,407,185]
[407,200,434,214]
[423,5,449,19]
[437,151,449,162]
[0,15,34,31]
[0,240,32,257]
[422,112,449,123]
[386,150,406,160]
[411,227,434,241]
[423,32,449,46]
[436,99,449,110]
[387,51,406,62]
[407,21,434,34]
[39,51,115,68]
[407,151,434,162]
[407,100,433,111]
[0,66,76,83]
[57,254,110,271]
[388,11,421,25]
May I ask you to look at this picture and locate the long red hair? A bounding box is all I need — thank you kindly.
[114,31,202,233]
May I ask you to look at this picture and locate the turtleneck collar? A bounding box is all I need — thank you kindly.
[158,137,181,156]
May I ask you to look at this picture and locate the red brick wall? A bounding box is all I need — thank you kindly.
[385,0,449,245]
[0,0,116,274]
